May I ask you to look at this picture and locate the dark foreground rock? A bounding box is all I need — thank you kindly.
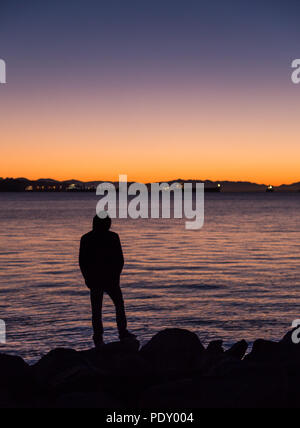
[140,328,205,372]
[1,328,300,408]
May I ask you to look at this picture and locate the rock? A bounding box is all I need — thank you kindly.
[246,330,300,366]
[78,339,143,380]
[2,328,300,408]
[0,354,31,389]
[245,340,280,363]
[225,340,248,360]
[140,329,205,372]
[79,338,140,367]
[281,362,300,407]
[102,338,140,354]
[199,341,248,376]
[0,354,33,408]
[277,329,300,364]
[245,337,300,365]
[82,349,155,404]
[106,352,152,377]
[280,328,300,348]
[0,388,19,408]
[206,340,224,356]
[206,357,244,377]
[32,341,142,399]
[140,373,287,408]
[196,340,225,373]
[33,348,100,392]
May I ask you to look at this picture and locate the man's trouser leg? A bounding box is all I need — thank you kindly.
[90,289,104,342]
[106,282,128,336]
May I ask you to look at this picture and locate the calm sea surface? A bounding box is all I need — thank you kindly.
[0,192,299,363]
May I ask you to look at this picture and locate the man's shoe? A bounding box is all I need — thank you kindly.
[119,330,137,341]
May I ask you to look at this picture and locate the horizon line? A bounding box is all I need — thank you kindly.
[2,176,300,187]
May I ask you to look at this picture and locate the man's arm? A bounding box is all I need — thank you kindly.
[79,237,89,280]
[115,235,124,275]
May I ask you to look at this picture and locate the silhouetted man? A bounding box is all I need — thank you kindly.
[79,215,134,346]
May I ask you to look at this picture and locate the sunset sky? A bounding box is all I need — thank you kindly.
[0,0,300,185]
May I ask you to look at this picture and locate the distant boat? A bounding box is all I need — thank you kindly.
[266,185,274,193]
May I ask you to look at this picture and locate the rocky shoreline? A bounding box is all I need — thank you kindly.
[1,328,300,408]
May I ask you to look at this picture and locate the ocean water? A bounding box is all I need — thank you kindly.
[0,192,299,363]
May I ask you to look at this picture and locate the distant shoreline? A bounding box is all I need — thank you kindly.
[0,178,299,193]
[0,190,299,194]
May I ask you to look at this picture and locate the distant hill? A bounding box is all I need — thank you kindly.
[171,180,268,192]
[0,177,299,192]
[170,179,300,192]
[277,182,300,192]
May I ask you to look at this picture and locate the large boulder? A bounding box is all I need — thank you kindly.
[197,341,248,376]
[0,353,30,388]
[140,329,205,372]
[246,335,300,365]
[245,340,280,363]
[280,328,300,351]
[33,340,141,397]
[79,338,140,370]
[206,357,245,377]
[100,338,140,354]
[196,340,225,374]
[0,354,33,408]
[80,344,154,405]
[225,340,248,360]
[140,373,287,408]
[246,329,300,366]
[206,340,224,356]
[33,348,100,393]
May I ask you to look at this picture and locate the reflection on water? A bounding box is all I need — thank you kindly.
[0,192,299,362]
